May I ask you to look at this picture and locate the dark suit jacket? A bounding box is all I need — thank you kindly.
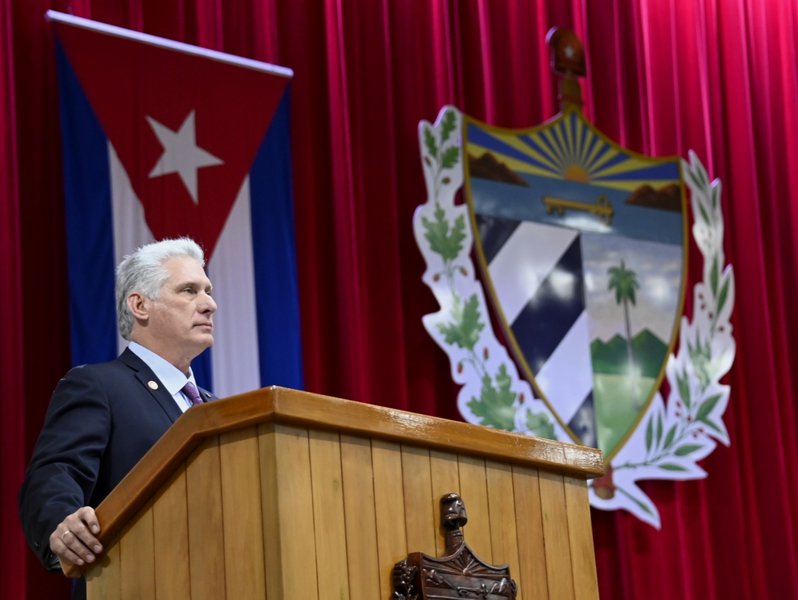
[19,348,214,572]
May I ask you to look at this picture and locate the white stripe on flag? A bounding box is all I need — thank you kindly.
[207,176,260,398]
[487,221,579,323]
[533,311,593,423]
[110,142,155,354]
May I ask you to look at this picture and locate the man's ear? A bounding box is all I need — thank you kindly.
[127,292,150,323]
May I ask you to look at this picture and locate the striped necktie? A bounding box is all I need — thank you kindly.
[182,382,203,406]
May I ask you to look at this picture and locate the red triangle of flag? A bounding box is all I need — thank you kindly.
[55,19,290,258]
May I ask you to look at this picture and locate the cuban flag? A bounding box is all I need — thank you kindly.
[49,11,303,397]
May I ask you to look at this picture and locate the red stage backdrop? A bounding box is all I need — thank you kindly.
[3,0,798,598]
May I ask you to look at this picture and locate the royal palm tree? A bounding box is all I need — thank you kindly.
[594,260,641,500]
[607,260,640,377]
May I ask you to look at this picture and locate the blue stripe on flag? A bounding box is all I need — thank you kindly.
[249,87,303,389]
[512,234,585,373]
[475,215,520,264]
[56,40,117,367]
[191,348,213,392]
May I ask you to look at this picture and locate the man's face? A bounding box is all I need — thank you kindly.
[145,256,216,361]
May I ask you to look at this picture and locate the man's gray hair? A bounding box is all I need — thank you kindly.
[116,237,205,340]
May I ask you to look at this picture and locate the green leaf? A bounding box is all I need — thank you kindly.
[698,201,711,226]
[423,125,438,160]
[440,109,457,143]
[436,294,484,351]
[687,337,712,390]
[525,410,556,440]
[421,204,467,262]
[663,424,677,450]
[685,168,701,192]
[659,463,687,471]
[441,146,460,169]
[700,418,724,435]
[710,255,719,295]
[697,164,709,188]
[696,393,722,422]
[637,498,655,516]
[467,364,517,430]
[674,444,702,456]
[617,486,655,516]
[716,274,730,318]
[655,412,663,448]
[677,371,691,409]
[645,416,653,453]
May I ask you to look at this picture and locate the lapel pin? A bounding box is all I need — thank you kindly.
[147,380,159,390]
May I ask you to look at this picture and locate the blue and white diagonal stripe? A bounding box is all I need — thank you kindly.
[483,218,596,443]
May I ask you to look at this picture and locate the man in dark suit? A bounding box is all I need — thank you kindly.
[19,237,217,587]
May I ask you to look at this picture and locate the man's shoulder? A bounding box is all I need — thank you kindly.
[71,357,121,371]
[64,349,146,382]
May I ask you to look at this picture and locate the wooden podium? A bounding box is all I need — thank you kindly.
[80,387,603,599]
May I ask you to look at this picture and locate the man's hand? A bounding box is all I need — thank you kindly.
[48,506,103,576]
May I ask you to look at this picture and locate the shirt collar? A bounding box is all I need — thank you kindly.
[127,341,196,396]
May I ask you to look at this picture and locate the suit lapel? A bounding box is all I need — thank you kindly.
[118,348,183,423]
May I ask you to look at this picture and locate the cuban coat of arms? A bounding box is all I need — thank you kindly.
[413,29,735,526]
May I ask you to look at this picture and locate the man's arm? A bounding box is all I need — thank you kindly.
[19,366,111,573]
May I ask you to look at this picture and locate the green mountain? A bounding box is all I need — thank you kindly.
[591,328,669,378]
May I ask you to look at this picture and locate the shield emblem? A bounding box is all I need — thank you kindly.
[463,109,688,459]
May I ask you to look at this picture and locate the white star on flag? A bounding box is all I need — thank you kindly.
[147,110,223,204]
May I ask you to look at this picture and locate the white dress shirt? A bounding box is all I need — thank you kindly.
[127,341,198,413]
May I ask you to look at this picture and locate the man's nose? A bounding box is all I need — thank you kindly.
[200,291,217,313]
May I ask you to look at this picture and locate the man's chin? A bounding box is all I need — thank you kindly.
[191,333,214,352]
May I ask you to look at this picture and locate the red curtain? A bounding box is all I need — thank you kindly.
[5,0,798,598]
[0,0,27,595]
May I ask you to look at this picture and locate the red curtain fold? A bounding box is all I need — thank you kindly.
[4,0,798,598]
[0,0,26,595]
